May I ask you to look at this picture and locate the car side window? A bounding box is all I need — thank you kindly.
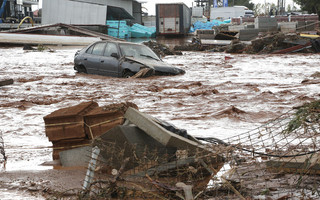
[91,43,105,56]
[103,43,118,57]
[86,45,94,54]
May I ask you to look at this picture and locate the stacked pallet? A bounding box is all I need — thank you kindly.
[44,101,137,160]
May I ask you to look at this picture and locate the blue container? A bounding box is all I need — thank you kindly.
[106,20,127,28]
[129,24,156,38]
[108,27,130,39]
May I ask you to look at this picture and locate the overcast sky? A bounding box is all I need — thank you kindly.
[142,0,297,15]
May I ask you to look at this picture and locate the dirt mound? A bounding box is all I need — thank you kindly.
[225,33,317,54]
[174,43,205,51]
[101,102,138,112]
[225,39,248,54]
[311,72,320,78]
[214,106,246,118]
[190,89,219,96]
[143,40,180,57]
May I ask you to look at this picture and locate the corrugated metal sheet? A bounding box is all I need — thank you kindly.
[42,0,107,25]
[156,3,191,35]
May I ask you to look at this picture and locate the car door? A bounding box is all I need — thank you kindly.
[99,42,120,77]
[83,42,106,75]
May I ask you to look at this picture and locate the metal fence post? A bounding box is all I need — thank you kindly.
[83,146,100,190]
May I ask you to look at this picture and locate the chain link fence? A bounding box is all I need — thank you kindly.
[0,131,6,168]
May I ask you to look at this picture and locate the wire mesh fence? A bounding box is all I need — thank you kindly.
[0,131,6,168]
[43,100,320,199]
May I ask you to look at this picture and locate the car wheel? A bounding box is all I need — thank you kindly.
[76,65,87,74]
[123,71,134,78]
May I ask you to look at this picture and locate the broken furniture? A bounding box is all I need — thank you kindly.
[44,101,136,159]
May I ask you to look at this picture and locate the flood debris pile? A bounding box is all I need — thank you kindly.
[224,32,320,54]
[302,71,320,85]
[46,102,225,199]
[173,37,210,52]
[45,100,320,199]
[142,40,182,57]
[196,100,320,199]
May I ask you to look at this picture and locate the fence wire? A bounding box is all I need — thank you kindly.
[0,131,6,167]
[64,100,320,199]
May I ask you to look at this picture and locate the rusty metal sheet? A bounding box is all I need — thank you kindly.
[159,4,179,18]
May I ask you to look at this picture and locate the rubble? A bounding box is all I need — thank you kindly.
[225,39,248,53]
[46,102,225,197]
[223,32,320,54]
[142,40,181,57]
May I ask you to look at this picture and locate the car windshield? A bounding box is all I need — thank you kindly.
[119,43,160,61]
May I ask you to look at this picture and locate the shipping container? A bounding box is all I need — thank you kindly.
[156,3,191,35]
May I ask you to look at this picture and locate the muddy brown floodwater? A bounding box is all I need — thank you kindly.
[0,46,319,199]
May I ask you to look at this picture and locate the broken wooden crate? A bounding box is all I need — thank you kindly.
[44,101,136,159]
[44,101,98,142]
[83,103,135,139]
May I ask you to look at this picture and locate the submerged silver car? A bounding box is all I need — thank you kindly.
[74,41,185,78]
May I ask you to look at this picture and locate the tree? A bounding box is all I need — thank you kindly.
[294,0,320,18]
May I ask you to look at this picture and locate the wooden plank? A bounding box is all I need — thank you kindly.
[0,79,14,87]
[267,153,320,175]
[271,42,312,54]
[0,33,101,46]
[44,101,98,142]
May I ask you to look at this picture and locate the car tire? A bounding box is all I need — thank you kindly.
[76,65,87,74]
[123,71,134,78]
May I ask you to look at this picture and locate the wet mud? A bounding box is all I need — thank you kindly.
[0,47,320,198]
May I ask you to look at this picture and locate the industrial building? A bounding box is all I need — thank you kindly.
[42,0,143,25]
[0,0,39,23]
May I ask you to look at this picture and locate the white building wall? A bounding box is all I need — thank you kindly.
[42,0,134,25]
[42,0,107,25]
[210,7,246,21]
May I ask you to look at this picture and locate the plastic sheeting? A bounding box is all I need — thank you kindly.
[190,20,229,33]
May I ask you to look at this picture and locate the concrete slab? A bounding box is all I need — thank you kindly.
[96,125,176,170]
[239,29,259,41]
[59,146,92,167]
[124,107,203,151]
[228,25,245,32]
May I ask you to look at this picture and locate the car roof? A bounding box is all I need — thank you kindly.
[98,40,144,46]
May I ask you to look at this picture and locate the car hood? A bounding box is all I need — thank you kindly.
[124,57,185,75]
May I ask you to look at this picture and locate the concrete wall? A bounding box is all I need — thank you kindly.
[142,15,156,27]
[254,17,278,32]
[42,0,134,25]
[132,1,142,24]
